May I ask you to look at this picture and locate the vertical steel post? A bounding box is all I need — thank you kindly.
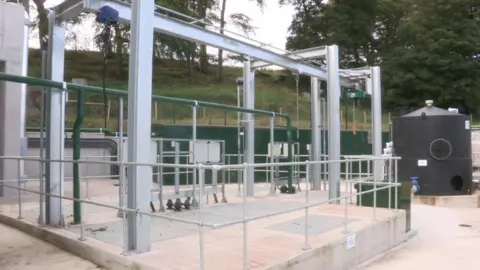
[243,60,255,196]
[310,78,322,190]
[45,10,66,227]
[371,66,383,184]
[126,0,154,253]
[38,49,47,225]
[327,45,341,202]
[72,90,84,224]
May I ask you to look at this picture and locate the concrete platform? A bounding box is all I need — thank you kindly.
[413,191,480,208]
[0,180,408,270]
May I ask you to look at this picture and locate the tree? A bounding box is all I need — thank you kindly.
[216,0,264,82]
[381,0,480,114]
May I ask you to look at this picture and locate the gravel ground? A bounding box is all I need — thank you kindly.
[0,223,102,270]
[363,204,480,270]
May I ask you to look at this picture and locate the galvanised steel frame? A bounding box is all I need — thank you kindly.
[48,0,378,253]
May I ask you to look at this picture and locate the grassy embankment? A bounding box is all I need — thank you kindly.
[26,49,387,131]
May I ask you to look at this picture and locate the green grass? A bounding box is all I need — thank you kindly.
[26,49,386,130]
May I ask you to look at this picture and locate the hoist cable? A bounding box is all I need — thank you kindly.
[294,73,300,140]
[101,25,113,129]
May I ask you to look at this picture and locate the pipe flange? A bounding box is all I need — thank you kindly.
[429,138,452,160]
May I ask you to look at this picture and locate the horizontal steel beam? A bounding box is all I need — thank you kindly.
[251,46,326,68]
[80,0,336,80]
[54,0,84,21]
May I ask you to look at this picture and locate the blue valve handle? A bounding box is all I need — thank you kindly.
[410,176,420,193]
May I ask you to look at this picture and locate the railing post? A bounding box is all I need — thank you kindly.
[78,164,86,242]
[192,102,198,207]
[17,159,22,220]
[242,163,249,270]
[394,159,398,211]
[269,114,275,196]
[198,164,205,270]
[302,161,311,250]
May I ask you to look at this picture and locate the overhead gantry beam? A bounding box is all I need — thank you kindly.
[56,0,335,81]
[251,46,326,68]
[54,0,85,21]
[251,46,357,87]
[87,0,330,79]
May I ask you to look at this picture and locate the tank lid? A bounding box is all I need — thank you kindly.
[400,103,463,117]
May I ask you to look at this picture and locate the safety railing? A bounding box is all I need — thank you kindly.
[0,72,298,223]
[0,155,401,269]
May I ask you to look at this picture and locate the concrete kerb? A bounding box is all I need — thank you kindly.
[0,214,155,270]
[354,229,418,270]
[0,209,409,270]
[264,210,408,270]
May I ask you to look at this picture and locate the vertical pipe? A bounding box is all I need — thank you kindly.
[243,60,255,196]
[72,90,84,224]
[310,78,322,190]
[371,66,383,184]
[192,104,198,207]
[46,10,66,227]
[116,97,124,218]
[327,45,341,202]
[269,115,275,195]
[126,0,154,253]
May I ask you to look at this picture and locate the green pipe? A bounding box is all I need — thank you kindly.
[72,90,84,224]
[1,72,295,192]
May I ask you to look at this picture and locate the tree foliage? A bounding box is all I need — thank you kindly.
[286,0,480,115]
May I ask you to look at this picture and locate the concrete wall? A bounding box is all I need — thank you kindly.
[0,3,27,197]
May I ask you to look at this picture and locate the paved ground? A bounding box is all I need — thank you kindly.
[0,223,102,270]
[363,204,480,270]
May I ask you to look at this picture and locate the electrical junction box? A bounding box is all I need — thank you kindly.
[268,142,289,157]
[189,140,221,164]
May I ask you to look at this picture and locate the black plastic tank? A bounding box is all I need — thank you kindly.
[392,100,472,195]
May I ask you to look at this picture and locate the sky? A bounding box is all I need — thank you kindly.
[39,0,295,55]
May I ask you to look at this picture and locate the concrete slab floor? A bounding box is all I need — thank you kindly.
[0,180,404,270]
[0,223,102,270]
[362,204,480,270]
